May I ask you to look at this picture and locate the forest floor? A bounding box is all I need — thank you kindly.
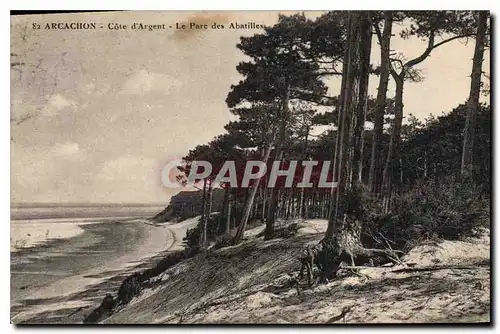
[102,219,491,324]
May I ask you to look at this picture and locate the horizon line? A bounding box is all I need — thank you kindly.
[11,202,170,207]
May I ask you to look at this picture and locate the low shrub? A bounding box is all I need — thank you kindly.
[183,213,230,252]
[374,177,489,251]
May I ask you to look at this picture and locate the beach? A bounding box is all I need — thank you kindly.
[10,215,197,324]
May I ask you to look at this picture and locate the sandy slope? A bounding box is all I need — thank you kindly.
[104,220,490,324]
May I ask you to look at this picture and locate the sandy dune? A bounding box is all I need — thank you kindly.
[103,220,490,324]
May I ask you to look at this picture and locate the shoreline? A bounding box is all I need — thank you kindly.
[10,216,160,253]
[10,218,174,323]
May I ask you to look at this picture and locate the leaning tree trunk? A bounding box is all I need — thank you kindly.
[233,137,275,245]
[461,11,488,177]
[265,150,284,239]
[369,11,393,195]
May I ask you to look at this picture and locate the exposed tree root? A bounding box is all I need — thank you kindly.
[326,306,353,323]
[297,220,404,286]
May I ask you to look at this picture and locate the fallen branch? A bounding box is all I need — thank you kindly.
[391,264,490,273]
[364,248,404,254]
[342,265,381,270]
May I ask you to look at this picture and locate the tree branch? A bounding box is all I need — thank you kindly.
[431,34,471,50]
[404,31,435,69]
[313,71,342,77]
[405,33,471,70]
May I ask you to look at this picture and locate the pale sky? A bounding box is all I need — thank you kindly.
[10,11,490,204]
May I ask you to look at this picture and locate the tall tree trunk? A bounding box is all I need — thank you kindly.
[462,11,488,176]
[311,187,317,217]
[299,188,305,218]
[285,190,291,219]
[208,181,213,215]
[233,138,275,244]
[221,185,229,231]
[280,190,286,218]
[299,124,310,218]
[265,84,290,240]
[199,179,208,247]
[317,13,403,282]
[377,16,466,208]
[226,196,232,235]
[322,191,328,218]
[325,12,360,238]
[252,192,260,220]
[259,191,264,219]
[265,150,283,239]
[381,74,404,211]
[350,14,372,185]
[304,190,310,218]
[327,54,350,223]
[261,187,267,224]
[204,180,213,245]
[369,11,393,194]
[325,190,331,218]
